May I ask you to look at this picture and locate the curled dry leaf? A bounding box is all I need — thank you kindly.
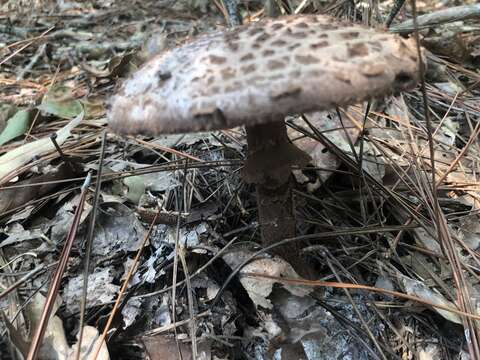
[223,250,311,309]
[288,107,362,187]
[69,326,110,360]
[398,275,462,324]
[26,293,69,359]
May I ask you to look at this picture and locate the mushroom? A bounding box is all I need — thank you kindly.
[108,14,421,270]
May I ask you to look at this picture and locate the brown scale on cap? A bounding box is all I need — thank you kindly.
[108,14,421,136]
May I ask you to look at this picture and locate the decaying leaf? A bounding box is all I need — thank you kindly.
[0,163,78,214]
[64,268,120,315]
[26,293,69,359]
[0,222,45,248]
[141,336,211,360]
[90,202,146,256]
[122,297,142,329]
[288,107,362,188]
[455,215,480,251]
[69,326,110,360]
[123,175,146,204]
[49,193,92,244]
[270,288,326,344]
[398,275,462,324]
[223,250,311,309]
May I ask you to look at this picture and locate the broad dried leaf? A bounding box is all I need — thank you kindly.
[223,250,311,309]
[288,107,361,187]
[69,326,110,360]
[27,293,69,359]
[142,336,211,360]
[399,275,462,324]
[0,163,77,214]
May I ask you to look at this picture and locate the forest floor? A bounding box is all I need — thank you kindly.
[1,0,480,359]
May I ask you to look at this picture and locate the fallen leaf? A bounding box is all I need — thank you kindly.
[223,250,311,309]
[69,326,110,360]
[26,293,69,359]
[0,163,78,214]
[141,336,211,360]
[0,111,83,183]
[0,108,32,145]
[37,85,83,119]
[64,268,120,315]
[288,107,362,189]
[399,275,462,324]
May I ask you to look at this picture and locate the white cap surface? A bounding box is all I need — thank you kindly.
[109,15,421,135]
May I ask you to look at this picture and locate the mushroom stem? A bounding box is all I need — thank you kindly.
[244,120,310,270]
[255,176,297,252]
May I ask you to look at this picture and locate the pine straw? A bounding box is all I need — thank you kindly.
[1,0,479,359]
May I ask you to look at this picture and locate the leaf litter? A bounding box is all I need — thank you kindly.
[1,0,480,359]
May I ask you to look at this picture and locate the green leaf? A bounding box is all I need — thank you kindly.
[38,86,83,119]
[0,109,32,146]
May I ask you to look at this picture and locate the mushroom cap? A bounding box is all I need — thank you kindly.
[109,14,421,135]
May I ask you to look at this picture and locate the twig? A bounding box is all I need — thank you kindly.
[0,26,54,66]
[26,172,91,360]
[74,131,106,360]
[390,4,480,34]
[0,265,48,301]
[245,273,480,321]
[171,159,197,359]
[17,43,46,80]
[385,0,406,28]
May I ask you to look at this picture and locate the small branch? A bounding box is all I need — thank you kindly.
[390,4,480,34]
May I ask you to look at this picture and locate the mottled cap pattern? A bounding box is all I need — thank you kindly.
[109,14,421,135]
